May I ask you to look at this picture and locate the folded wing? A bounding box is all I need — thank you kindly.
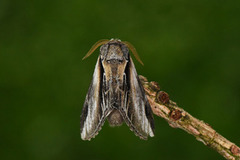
[123,57,155,139]
[80,57,110,140]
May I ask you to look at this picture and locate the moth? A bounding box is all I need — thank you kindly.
[80,39,154,140]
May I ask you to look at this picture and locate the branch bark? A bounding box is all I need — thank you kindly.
[140,75,240,160]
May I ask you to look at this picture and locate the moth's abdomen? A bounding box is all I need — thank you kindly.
[107,109,124,126]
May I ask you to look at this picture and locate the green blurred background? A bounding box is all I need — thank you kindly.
[1,0,239,159]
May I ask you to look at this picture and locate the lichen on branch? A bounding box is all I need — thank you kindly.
[140,75,240,160]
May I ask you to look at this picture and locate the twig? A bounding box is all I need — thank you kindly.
[139,75,240,160]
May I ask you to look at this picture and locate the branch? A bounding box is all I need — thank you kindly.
[140,75,240,160]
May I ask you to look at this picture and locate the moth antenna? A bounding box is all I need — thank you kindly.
[123,41,144,65]
[82,39,109,60]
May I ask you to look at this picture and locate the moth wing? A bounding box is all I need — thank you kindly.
[124,57,154,139]
[80,57,109,140]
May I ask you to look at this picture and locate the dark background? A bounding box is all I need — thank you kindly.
[0,0,239,160]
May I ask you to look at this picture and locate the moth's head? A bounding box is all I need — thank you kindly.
[82,39,144,65]
[100,39,129,63]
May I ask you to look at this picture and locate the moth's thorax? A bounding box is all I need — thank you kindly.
[100,41,129,63]
[106,45,124,61]
[101,42,128,85]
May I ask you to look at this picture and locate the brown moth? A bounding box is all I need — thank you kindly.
[80,39,154,140]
